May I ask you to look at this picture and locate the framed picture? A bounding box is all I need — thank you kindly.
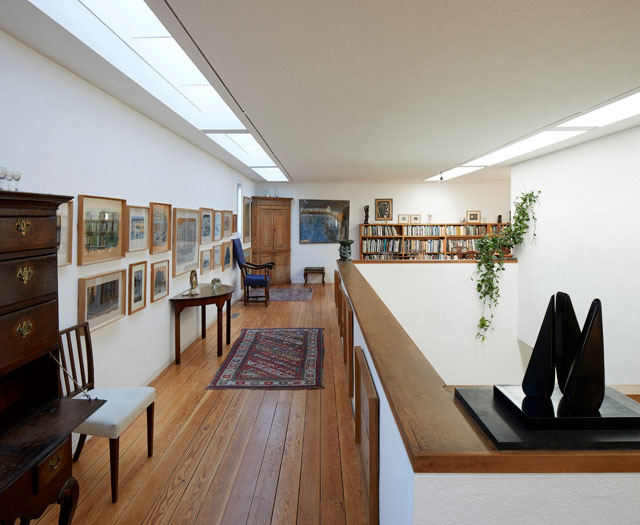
[213,245,221,270]
[128,261,147,315]
[375,199,392,221]
[397,214,409,224]
[78,269,126,330]
[243,247,251,263]
[126,205,150,252]
[57,200,73,266]
[221,241,232,271]
[150,202,172,254]
[151,260,170,302]
[200,248,212,273]
[200,208,213,244]
[466,210,481,223]
[243,196,251,243]
[299,199,350,243]
[232,214,238,233]
[78,195,126,265]
[223,210,233,238]
[410,214,422,224]
[213,210,222,241]
[173,208,200,277]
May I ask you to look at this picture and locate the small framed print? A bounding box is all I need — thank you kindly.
[78,269,126,330]
[214,210,222,241]
[173,208,200,277]
[128,261,147,315]
[200,248,212,273]
[397,214,409,224]
[126,205,150,252]
[57,200,73,266]
[243,197,251,243]
[213,245,221,270]
[200,208,213,244]
[232,214,238,233]
[221,241,232,271]
[223,210,233,238]
[375,199,392,221]
[151,260,170,302]
[410,214,422,224]
[150,202,172,254]
[243,247,251,263]
[78,195,126,265]
[466,210,481,223]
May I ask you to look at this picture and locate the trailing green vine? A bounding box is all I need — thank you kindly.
[475,191,540,340]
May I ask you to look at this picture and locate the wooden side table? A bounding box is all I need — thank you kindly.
[169,284,234,364]
[304,266,325,286]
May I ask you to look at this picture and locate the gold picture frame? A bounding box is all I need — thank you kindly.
[57,200,73,266]
[223,210,233,238]
[125,205,150,252]
[78,269,126,330]
[410,214,421,224]
[77,195,126,266]
[150,202,172,254]
[173,208,200,277]
[243,196,251,243]
[397,214,409,224]
[213,210,222,241]
[375,199,392,221]
[151,260,170,302]
[200,248,212,273]
[128,261,147,315]
[466,210,481,223]
[200,207,214,245]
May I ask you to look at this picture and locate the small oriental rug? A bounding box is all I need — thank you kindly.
[248,287,313,301]
[207,328,324,390]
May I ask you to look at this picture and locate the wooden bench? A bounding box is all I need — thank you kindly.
[304,266,325,286]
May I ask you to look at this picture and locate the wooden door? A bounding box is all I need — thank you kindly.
[256,207,274,252]
[273,208,289,251]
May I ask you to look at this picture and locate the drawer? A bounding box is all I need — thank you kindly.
[0,255,57,309]
[32,437,71,495]
[0,216,56,253]
[0,300,58,375]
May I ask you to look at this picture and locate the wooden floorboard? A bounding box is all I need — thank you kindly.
[36,283,368,524]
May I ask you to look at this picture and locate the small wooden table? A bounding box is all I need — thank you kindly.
[304,266,325,286]
[170,284,234,364]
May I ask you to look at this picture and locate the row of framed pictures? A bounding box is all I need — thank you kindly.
[199,242,236,274]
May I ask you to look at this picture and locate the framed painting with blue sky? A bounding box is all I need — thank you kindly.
[299,199,350,244]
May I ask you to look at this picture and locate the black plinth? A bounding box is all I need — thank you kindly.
[455,387,640,450]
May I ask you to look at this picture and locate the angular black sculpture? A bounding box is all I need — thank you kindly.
[522,295,555,399]
[554,292,581,393]
[364,205,369,224]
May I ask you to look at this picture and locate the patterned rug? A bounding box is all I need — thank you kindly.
[207,328,324,389]
[248,287,313,301]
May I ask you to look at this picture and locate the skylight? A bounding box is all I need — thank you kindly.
[252,168,288,182]
[558,91,640,128]
[206,133,276,167]
[424,166,483,182]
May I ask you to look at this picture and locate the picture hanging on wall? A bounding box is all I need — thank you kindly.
[375,198,392,221]
[213,210,222,241]
[466,210,481,223]
[150,202,172,254]
[223,210,233,238]
[397,214,409,224]
[78,269,126,330]
[221,241,232,271]
[299,199,349,244]
[410,214,422,224]
[243,196,251,243]
[214,244,221,270]
[243,247,251,263]
[126,205,150,252]
[78,195,126,265]
[151,260,170,302]
[200,208,213,244]
[128,261,147,315]
[232,214,238,233]
[57,200,73,266]
[173,208,200,277]
[201,248,212,273]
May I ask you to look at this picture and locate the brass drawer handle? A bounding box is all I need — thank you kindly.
[48,454,61,471]
[17,320,32,339]
[17,266,34,284]
[15,219,32,236]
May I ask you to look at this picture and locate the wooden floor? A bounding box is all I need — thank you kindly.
[36,283,367,524]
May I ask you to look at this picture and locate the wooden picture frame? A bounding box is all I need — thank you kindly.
[410,214,421,224]
[299,199,350,243]
[232,214,238,233]
[57,200,73,266]
[77,195,126,265]
[213,245,221,270]
[173,208,200,277]
[221,241,232,271]
[151,260,170,302]
[243,196,251,243]
[150,202,172,254]
[213,210,222,241]
[78,269,126,330]
[466,210,481,223]
[200,248,212,273]
[243,247,251,263]
[125,205,150,252]
[128,261,147,315]
[375,199,392,221]
[223,210,233,238]
[200,207,214,244]
[397,214,409,224]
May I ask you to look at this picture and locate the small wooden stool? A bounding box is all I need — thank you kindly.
[304,266,325,286]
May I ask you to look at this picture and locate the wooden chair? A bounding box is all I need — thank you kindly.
[57,322,155,503]
[232,237,274,307]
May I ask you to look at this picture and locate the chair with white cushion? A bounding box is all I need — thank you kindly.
[57,322,155,503]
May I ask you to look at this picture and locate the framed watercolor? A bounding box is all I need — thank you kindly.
[410,214,422,224]
[397,214,409,224]
[221,241,232,271]
[126,205,150,252]
[466,210,481,223]
[200,207,213,244]
[78,269,126,330]
[151,260,170,302]
[173,208,200,277]
[299,199,350,243]
[213,210,222,241]
[223,210,232,238]
[232,214,238,233]
[200,248,212,273]
[128,261,147,315]
[150,202,172,254]
[57,200,73,266]
[375,199,392,221]
[243,196,251,243]
[78,195,126,265]
[243,247,251,263]
[213,244,222,270]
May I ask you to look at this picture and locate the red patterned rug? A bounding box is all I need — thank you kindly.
[207,328,324,389]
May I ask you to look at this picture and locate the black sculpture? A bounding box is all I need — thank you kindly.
[522,296,555,399]
[364,205,369,224]
[554,292,581,393]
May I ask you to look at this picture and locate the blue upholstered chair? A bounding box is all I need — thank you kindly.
[232,237,274,307]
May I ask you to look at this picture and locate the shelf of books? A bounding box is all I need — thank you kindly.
[359,222,508,260]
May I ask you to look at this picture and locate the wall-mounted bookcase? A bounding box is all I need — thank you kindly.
[359,223,508,260]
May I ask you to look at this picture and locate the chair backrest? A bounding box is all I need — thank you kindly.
[232,238,245,268]
[57,322,95,397]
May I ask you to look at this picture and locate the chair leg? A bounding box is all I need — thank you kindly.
[109,438,119,503]
[244,285,248,305]
[73,434,87,462]
[147,402,154,458]
[265,286,269,307]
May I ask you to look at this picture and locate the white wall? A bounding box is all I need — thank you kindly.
[0,31,255,388]
[512,125,640,385]
[257,180,510,283]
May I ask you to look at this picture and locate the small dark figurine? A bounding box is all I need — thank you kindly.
[364,205,369,224]
[497,214,502,224]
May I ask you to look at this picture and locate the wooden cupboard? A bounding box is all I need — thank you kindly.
[251,197,292,284]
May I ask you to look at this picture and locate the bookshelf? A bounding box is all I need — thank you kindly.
[359,223,508,260]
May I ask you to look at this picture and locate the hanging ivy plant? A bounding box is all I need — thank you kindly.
[475,190,540,340]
